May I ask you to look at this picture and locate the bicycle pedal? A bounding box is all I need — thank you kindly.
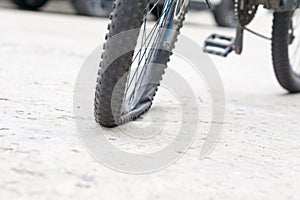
[203,34,235,57]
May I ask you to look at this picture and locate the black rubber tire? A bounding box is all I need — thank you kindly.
[272,11,300,93]
[94,0,187,127]
[12,0,48,10]
[213,0,236,28]
[71,0,113,17]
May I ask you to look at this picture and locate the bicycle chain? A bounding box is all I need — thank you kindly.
[235,0,258,26]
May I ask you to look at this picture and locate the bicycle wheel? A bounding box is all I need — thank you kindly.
[12,0,48,10]
[272,9,300,92]
[94,0,188,127]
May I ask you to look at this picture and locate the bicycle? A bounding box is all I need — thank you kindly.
[94,0,299,127]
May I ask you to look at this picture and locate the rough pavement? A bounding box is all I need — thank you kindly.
[0,2,300,200]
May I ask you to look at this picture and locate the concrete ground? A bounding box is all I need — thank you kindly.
[1,1,300,199]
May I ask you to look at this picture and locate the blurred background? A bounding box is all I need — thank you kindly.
[0,0,236,27]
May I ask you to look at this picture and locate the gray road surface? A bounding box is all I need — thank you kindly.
[0,1,300,199]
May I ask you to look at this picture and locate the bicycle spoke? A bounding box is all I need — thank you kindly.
[124,3,171,97]
[127,3,172,95]
[122,0,179,113]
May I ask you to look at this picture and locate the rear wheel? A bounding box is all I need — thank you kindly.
[272,10,300,92]
[94,0,188,127]
[12,0,48,10]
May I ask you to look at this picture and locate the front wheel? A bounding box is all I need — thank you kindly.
[94,0,188,127]
[272,10,300,92]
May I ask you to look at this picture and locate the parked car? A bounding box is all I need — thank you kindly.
[71,0,112,17]
[212,0,235,27]
[11,0,48,10]
[11,0,236,27]
[11,0,112,16]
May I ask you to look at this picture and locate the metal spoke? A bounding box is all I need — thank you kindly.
[124,2,171,98]
[122,0,178,113]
